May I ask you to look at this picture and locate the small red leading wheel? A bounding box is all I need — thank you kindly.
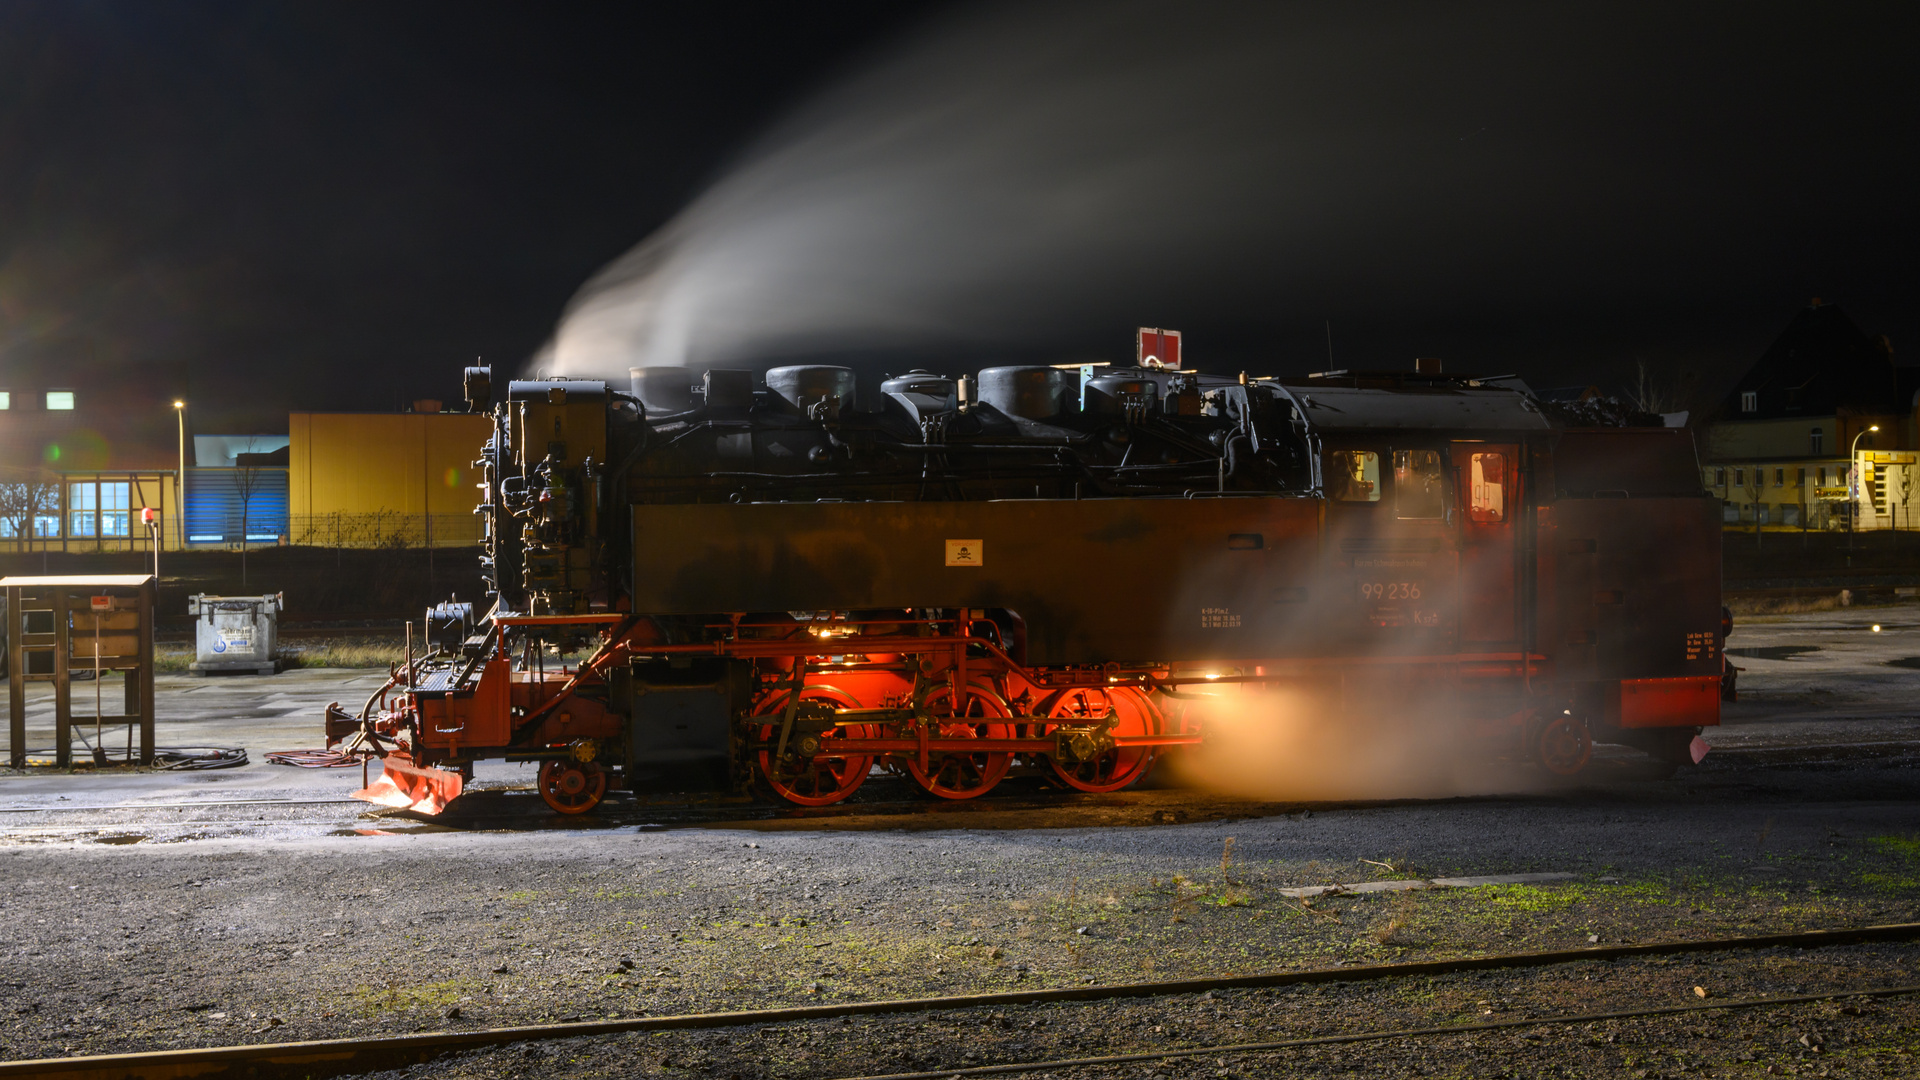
[754,687,876,807]
[537,759,607,814]
[1045,686,1161,793]
[904,684,1014,800]
[1535,714,1593,776]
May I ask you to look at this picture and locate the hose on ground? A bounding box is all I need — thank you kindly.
[12,746,249,770]
[264,748,374,769]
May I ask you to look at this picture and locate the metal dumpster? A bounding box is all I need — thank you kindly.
[188,593,283,675]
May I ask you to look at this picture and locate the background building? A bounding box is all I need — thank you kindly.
[0,375,184,556]
[3,384,490,554]
[287,403,491,548]
[1701,301,1917,531]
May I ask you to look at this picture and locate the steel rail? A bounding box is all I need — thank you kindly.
[4,922,1917,1080]
[837,982,1920,1080]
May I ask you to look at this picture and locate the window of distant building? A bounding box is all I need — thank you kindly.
[1811,427,1824,455]
[0,391,9,409]
[1715,467,1727,487]
[1735,468,1745,486]
[1776,468,1785,486]
[1797,468,1807,485]
[101,482,130,537]
[1741,391,1757,413]
[46,390,74,410]
[68,482,97,537]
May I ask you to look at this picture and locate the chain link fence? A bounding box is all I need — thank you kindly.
[285,512,486,549]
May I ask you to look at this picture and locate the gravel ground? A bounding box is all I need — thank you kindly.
[3,608,1920,1077]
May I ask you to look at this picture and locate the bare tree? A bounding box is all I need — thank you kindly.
[230,438,266,587]
[0,467,60,562]
[1741,465,1765,549]
[1892,463,1915,543]
[1629,359,1704,419]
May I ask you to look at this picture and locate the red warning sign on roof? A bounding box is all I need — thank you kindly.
[1137,328,1181,369]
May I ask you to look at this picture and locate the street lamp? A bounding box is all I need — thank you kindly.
[1847,423,1880,564]
[173,400,186,558]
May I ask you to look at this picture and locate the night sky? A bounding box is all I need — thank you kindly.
[3,1,1915,434]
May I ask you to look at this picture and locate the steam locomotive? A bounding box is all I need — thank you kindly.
[326,336,1721,814]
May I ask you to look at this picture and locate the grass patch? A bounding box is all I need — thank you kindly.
[153,636,404,671]
[1727,594,1844,616]
[1867,834,1920,860]
[349,978,473,1016]
[281,639,404,669]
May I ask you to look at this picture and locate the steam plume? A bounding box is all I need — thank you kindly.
[539,0,1908,377]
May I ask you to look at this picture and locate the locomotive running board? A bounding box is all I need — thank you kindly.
[353,753,464,815]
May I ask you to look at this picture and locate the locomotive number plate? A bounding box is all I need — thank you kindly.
[1357,582,1423,601]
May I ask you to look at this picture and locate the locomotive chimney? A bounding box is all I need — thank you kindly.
[1414,357,1443,375]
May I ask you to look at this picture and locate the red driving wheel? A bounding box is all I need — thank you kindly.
[1535,714,1593,777]
[753,686,876,807]
[1046,686,1161,793]
[537,759,607,814]
[904,684,1014,800]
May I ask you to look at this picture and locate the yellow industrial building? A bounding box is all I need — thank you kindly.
[287,411,492,548]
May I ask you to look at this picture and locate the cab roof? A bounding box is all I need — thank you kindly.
[1269,380,1553,435]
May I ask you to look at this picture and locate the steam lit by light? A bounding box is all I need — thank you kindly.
[1160,682,1564,802]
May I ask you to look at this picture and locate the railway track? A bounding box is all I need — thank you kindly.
[835,981,1920,1080]
[6,922,1917,1080]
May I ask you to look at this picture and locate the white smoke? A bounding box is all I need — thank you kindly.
[537,0,1880,377]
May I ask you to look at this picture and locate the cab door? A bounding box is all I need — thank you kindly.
[1451,443,1520,644]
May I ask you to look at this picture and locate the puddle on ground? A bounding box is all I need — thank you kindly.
[327,824,464,836]
[91,833,147,845]
[1885,657,1920,670]
[1727,646,1822,661]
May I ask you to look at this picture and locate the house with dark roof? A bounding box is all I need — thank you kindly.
[1702,301,1916,530]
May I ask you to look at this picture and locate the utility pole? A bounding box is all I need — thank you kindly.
[173,400,188,553]
[1847,423,1880,567]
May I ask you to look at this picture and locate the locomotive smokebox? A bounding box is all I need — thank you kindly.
[767,365,857,418]
[629,366,695,415]
[978,365,1071,420]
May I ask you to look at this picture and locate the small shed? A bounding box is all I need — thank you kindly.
[3,575,156,768]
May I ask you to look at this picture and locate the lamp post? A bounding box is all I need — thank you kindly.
[173,400,186,557]
[1847,423,1880,566]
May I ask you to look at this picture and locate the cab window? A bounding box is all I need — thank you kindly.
[1393,449,1444,519]
[1327,450,1380,502]
[1469,452,1507,522]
